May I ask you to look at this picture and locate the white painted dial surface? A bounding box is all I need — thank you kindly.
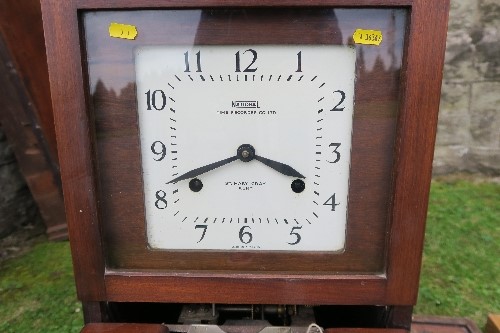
[135,45,355,251]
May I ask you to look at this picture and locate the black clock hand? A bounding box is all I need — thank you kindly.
[167,155,238,184]
[254,155,305,179]
[238,144,305,178]
[167,144,305,184]
[167,144,256,184]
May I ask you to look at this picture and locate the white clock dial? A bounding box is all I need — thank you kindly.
[135,45,355,251]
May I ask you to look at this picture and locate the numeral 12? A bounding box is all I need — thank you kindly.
[235,49,258,72]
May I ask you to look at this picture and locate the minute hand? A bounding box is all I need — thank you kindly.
[167,155,238,184]
[254,155,305,179]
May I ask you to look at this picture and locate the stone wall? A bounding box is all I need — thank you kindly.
[0,128,39,237]
[434,0,500,175]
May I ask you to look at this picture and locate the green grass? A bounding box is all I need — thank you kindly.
[0,241,83,332]
[0,179,498,332]
[414,179,500,329]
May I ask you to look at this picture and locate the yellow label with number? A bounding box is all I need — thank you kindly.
[353,29,383,46]
[109,22,138,40]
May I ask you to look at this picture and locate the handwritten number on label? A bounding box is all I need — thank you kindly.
[361,33,381,42]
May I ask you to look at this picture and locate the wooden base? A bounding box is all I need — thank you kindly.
[81,323,168,333]
[82,325,404,333]
[412,316,481,333]
[325,328,408,333]
[81,316,483,333]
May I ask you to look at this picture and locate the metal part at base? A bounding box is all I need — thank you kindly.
[178,304,219,325]
[167,322,323,333]
[178,304,299,326]
[176,304,316,326]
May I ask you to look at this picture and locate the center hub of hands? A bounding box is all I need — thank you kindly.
[237,144,255,162]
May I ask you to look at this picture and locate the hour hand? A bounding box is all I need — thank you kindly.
[241,144,305,178]
[254,155,305,179]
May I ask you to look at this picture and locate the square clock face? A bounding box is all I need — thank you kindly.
[135,45,356,251]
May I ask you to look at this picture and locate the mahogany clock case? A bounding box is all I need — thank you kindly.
[41,0,449,307]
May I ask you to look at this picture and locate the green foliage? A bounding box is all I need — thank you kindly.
[0,242,83,332]
[0,179,497,332]
[414,179,500,329]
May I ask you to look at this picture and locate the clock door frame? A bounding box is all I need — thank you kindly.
[41,0,449,322]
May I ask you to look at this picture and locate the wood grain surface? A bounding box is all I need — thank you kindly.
[41,0,449,312]
[81,323,168,333]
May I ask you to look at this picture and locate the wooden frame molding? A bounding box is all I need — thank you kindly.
[41,0,449,311]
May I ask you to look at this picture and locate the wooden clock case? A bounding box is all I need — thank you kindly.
[40,0,450,331]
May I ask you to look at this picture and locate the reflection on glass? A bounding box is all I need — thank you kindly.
[83,8,408,271]
[84,9,405,95]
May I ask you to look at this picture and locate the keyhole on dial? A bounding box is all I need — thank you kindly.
[189,178,203,192]
[291,179,305,193]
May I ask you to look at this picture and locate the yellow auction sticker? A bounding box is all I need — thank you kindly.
[109,22,138,40]
[352,29,383,46]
